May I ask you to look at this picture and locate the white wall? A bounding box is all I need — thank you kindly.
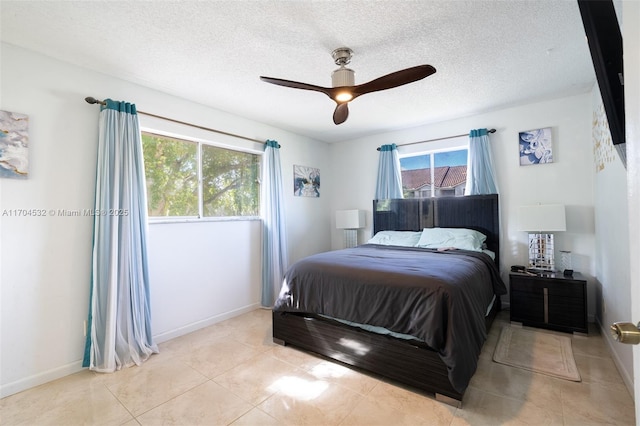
[329,93,596,298]
[0,43,331,397]
[591,86,633,390]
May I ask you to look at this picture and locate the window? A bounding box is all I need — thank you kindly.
[142,132,260,219]
[399,148,468,198]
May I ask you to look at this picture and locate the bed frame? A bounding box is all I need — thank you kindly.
[272,194,500,407]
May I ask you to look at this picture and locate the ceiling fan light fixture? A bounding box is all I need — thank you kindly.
[335,91,353,102]
[331,67,355,87]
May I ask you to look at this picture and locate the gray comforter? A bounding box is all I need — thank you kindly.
[273,244,507,393]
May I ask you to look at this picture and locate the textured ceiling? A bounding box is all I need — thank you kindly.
[0,1,595,143]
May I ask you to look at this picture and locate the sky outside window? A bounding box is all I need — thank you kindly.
[400,149,467,170]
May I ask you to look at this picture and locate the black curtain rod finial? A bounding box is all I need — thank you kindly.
[85,96,106,106]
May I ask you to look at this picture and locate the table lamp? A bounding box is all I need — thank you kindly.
[517,204,566,271]
[336,209,365,248]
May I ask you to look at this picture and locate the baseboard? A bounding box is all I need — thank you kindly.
[0,360,84,399]
[152,302,261,344]
[596,317,635,398]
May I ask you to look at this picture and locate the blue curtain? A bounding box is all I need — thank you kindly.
[261,140,288,306]
[465,128,499,195]
[375,144,403,199]
[82,99,157,372]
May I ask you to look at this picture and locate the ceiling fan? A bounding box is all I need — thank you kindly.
[260,47,436,125]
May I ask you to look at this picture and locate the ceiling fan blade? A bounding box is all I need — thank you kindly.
[353,65,436,97]
[333,103,349,125]
[260,76,332,97]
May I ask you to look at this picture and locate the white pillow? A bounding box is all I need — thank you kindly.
[416,227,487,252]
[367,231,423,247]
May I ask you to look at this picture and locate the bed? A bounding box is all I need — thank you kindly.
[272,194,506,407]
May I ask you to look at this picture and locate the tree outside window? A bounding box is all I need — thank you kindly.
[142,132,260,218]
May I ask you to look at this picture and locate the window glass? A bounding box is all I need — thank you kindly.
[201,144,260,217]
[142,133,198,217]
[142,132,260,219]
[400,148,468,198]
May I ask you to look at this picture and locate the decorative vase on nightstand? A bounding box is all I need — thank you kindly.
[560,250,573,276]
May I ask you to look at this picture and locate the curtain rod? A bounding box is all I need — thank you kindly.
[376,128,496,151]
[84,97,265,145]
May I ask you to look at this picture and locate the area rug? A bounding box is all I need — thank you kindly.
[493,325,581,381]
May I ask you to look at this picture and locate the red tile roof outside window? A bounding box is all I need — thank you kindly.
[401,165,467,191]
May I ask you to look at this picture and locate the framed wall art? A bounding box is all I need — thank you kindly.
[293,165,320,197]
[519,127,553,166]
[0,110,29,179]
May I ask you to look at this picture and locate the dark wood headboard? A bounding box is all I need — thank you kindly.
[373,194,500,268]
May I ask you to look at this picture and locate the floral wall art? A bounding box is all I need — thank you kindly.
[519,127,553,166]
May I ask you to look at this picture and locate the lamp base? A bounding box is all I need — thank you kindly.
[527,233,555,271]
[343,229,358,248]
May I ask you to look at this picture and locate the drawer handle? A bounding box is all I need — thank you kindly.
[543,288,549,323]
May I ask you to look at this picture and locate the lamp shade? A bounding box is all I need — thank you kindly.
[517,204,566,232]
[336,209,365,229]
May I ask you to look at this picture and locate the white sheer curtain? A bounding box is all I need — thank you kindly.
[465,128,499,195]
[375,143,403,199]
[261,140,288,306]
[82,99,157,372]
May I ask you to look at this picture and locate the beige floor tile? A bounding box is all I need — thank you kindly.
[451,386,564,425]
[258,380,363,426]
[558,379,635,425]
[178,338,264,379]
[364,380,456,425]
[213,353,307,405]
[340,396,436,426]
[573,352,627,386]
[229,407,280,425]
[269,344,324,371]
[136,381,252,425]
[570,331,611,359]
[0,370,132,426]
[101,356,207,416]
[306,360,380,395]
[0,371,133,425]
[220,308,273,331]
[469,357,564,414]
[229,323,277,350]
[157,322,238,358]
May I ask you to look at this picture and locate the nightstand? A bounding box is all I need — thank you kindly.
[509,271,588,334]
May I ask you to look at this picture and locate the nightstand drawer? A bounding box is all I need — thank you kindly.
[510,277,584,297]
[509,272,587,334]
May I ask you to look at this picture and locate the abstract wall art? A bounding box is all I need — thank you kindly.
[0,110,29,179]
[293,165,320,197]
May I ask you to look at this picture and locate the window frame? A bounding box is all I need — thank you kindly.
[141,128,263,223]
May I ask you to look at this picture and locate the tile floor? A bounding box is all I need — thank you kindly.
[0,308,635,425]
